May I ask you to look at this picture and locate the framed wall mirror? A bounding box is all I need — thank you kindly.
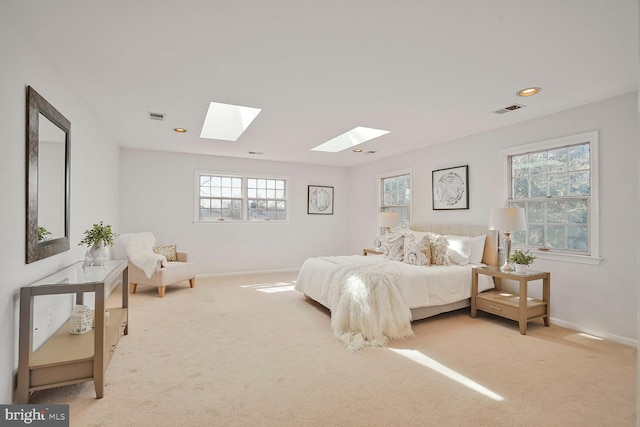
[26,86,71,263]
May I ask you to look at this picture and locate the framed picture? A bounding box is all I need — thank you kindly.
[432,165,469,210]
[307,185,334,215]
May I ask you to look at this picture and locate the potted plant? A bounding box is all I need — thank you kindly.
[508,249,536,273]
[37,226,52,241]
[79,221,116,266]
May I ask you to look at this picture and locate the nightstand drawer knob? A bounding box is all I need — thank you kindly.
[488,305,502,311]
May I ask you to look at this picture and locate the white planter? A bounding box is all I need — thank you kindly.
[84,241,110,266]
[515,263,528,273]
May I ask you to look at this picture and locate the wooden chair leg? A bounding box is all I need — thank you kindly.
[158,286,166,298]
[130,283,137,294]
[189,278,195,288]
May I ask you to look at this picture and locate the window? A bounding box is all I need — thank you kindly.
[196,171,289,222]
[379,169,412,232]
[501,131,600,263]
[247,178,287,220]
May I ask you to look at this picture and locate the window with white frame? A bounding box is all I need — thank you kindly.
[502,131,599,261]
[196,172,289,222]
[379,170,411,232]
[247,178,287,220]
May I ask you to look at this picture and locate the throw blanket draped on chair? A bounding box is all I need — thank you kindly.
[115,232,165,279]
[325,263,413,351]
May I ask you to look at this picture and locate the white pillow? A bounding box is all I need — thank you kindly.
[445,235,472,265]
[468,235,487,264]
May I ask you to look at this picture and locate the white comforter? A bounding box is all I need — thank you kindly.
[295,255,494,310]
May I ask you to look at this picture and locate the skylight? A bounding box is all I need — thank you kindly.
[200,101,261,141]
[311,126,390,153]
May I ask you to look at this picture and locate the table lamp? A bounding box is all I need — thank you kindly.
[378,212,398,235]
[488,207,527,272]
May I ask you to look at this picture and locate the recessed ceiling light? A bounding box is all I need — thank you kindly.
[311,127,390,153]
[173,128,187,133]
[353,149,363,153]
[516,87,541,97]
[200,101,262,141]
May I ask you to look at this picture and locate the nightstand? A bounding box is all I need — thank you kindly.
[363,248,383,256]
[471,265,550,335]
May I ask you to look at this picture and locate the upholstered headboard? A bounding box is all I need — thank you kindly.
[410,224,498,267]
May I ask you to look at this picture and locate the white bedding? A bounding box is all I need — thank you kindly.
[295,255,494,311]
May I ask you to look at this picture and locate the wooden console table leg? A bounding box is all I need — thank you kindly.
[543,274,551,327]
[94,285,105,399]
[17,289,33,404]
[518,279,528,335]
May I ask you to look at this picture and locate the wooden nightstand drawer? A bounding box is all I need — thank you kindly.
[475,292,520,319]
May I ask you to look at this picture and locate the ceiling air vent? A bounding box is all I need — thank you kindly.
[148,111,165,121]
[493,104,525,114]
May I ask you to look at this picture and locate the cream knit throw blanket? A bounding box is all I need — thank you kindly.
[325,263,414,351]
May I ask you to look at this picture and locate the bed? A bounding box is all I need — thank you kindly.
[294,225,498,349]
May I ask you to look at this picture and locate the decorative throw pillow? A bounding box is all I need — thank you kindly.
[445,235,472,265]
[383,233,405,262]
[153,244,177,262]
[428,233,450,266]
[403,234,430,266]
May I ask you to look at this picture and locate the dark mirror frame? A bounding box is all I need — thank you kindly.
[26,86,71,263]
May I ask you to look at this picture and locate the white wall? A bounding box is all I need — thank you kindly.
[348,92,639,346]
[0,19,121,403]
[119,149,350,274]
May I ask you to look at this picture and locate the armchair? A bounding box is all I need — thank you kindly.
[128,250,196,297]
[114,232,196,298]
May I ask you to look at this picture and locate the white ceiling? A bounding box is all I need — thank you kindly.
[7,1,638,167]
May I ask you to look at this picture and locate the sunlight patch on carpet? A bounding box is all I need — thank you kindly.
[389,348,505,401]
[577,333,603,341]
[241,282,296,293]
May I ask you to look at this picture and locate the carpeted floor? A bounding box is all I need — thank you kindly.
[28,272,636,426]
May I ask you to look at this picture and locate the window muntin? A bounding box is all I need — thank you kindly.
[508,142,591,255]
[196,172,289,222]
[380,172,411,231]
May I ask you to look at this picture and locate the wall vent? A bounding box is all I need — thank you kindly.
[493,104,525,114]
[148,111,165,121]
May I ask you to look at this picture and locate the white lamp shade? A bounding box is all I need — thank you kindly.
[488,208,526,231]
[378,212,398,228]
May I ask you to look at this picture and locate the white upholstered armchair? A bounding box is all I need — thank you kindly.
[114,233,196,298]
[128,250,196,297]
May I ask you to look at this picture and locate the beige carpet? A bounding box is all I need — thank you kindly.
[29,272,636,426]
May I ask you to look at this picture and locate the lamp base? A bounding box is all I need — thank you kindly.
[500,260,515,272]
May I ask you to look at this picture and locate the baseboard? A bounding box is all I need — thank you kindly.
[197,267,299,279]
[551,317,638,348]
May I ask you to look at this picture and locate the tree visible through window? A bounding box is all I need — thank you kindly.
[380,172,411,232]
[508,141,592,254]
[199,175,243,220]
[247,178,287,220]
[197,172,289,222]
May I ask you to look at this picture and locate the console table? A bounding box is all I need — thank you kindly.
[17,260,128,403]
